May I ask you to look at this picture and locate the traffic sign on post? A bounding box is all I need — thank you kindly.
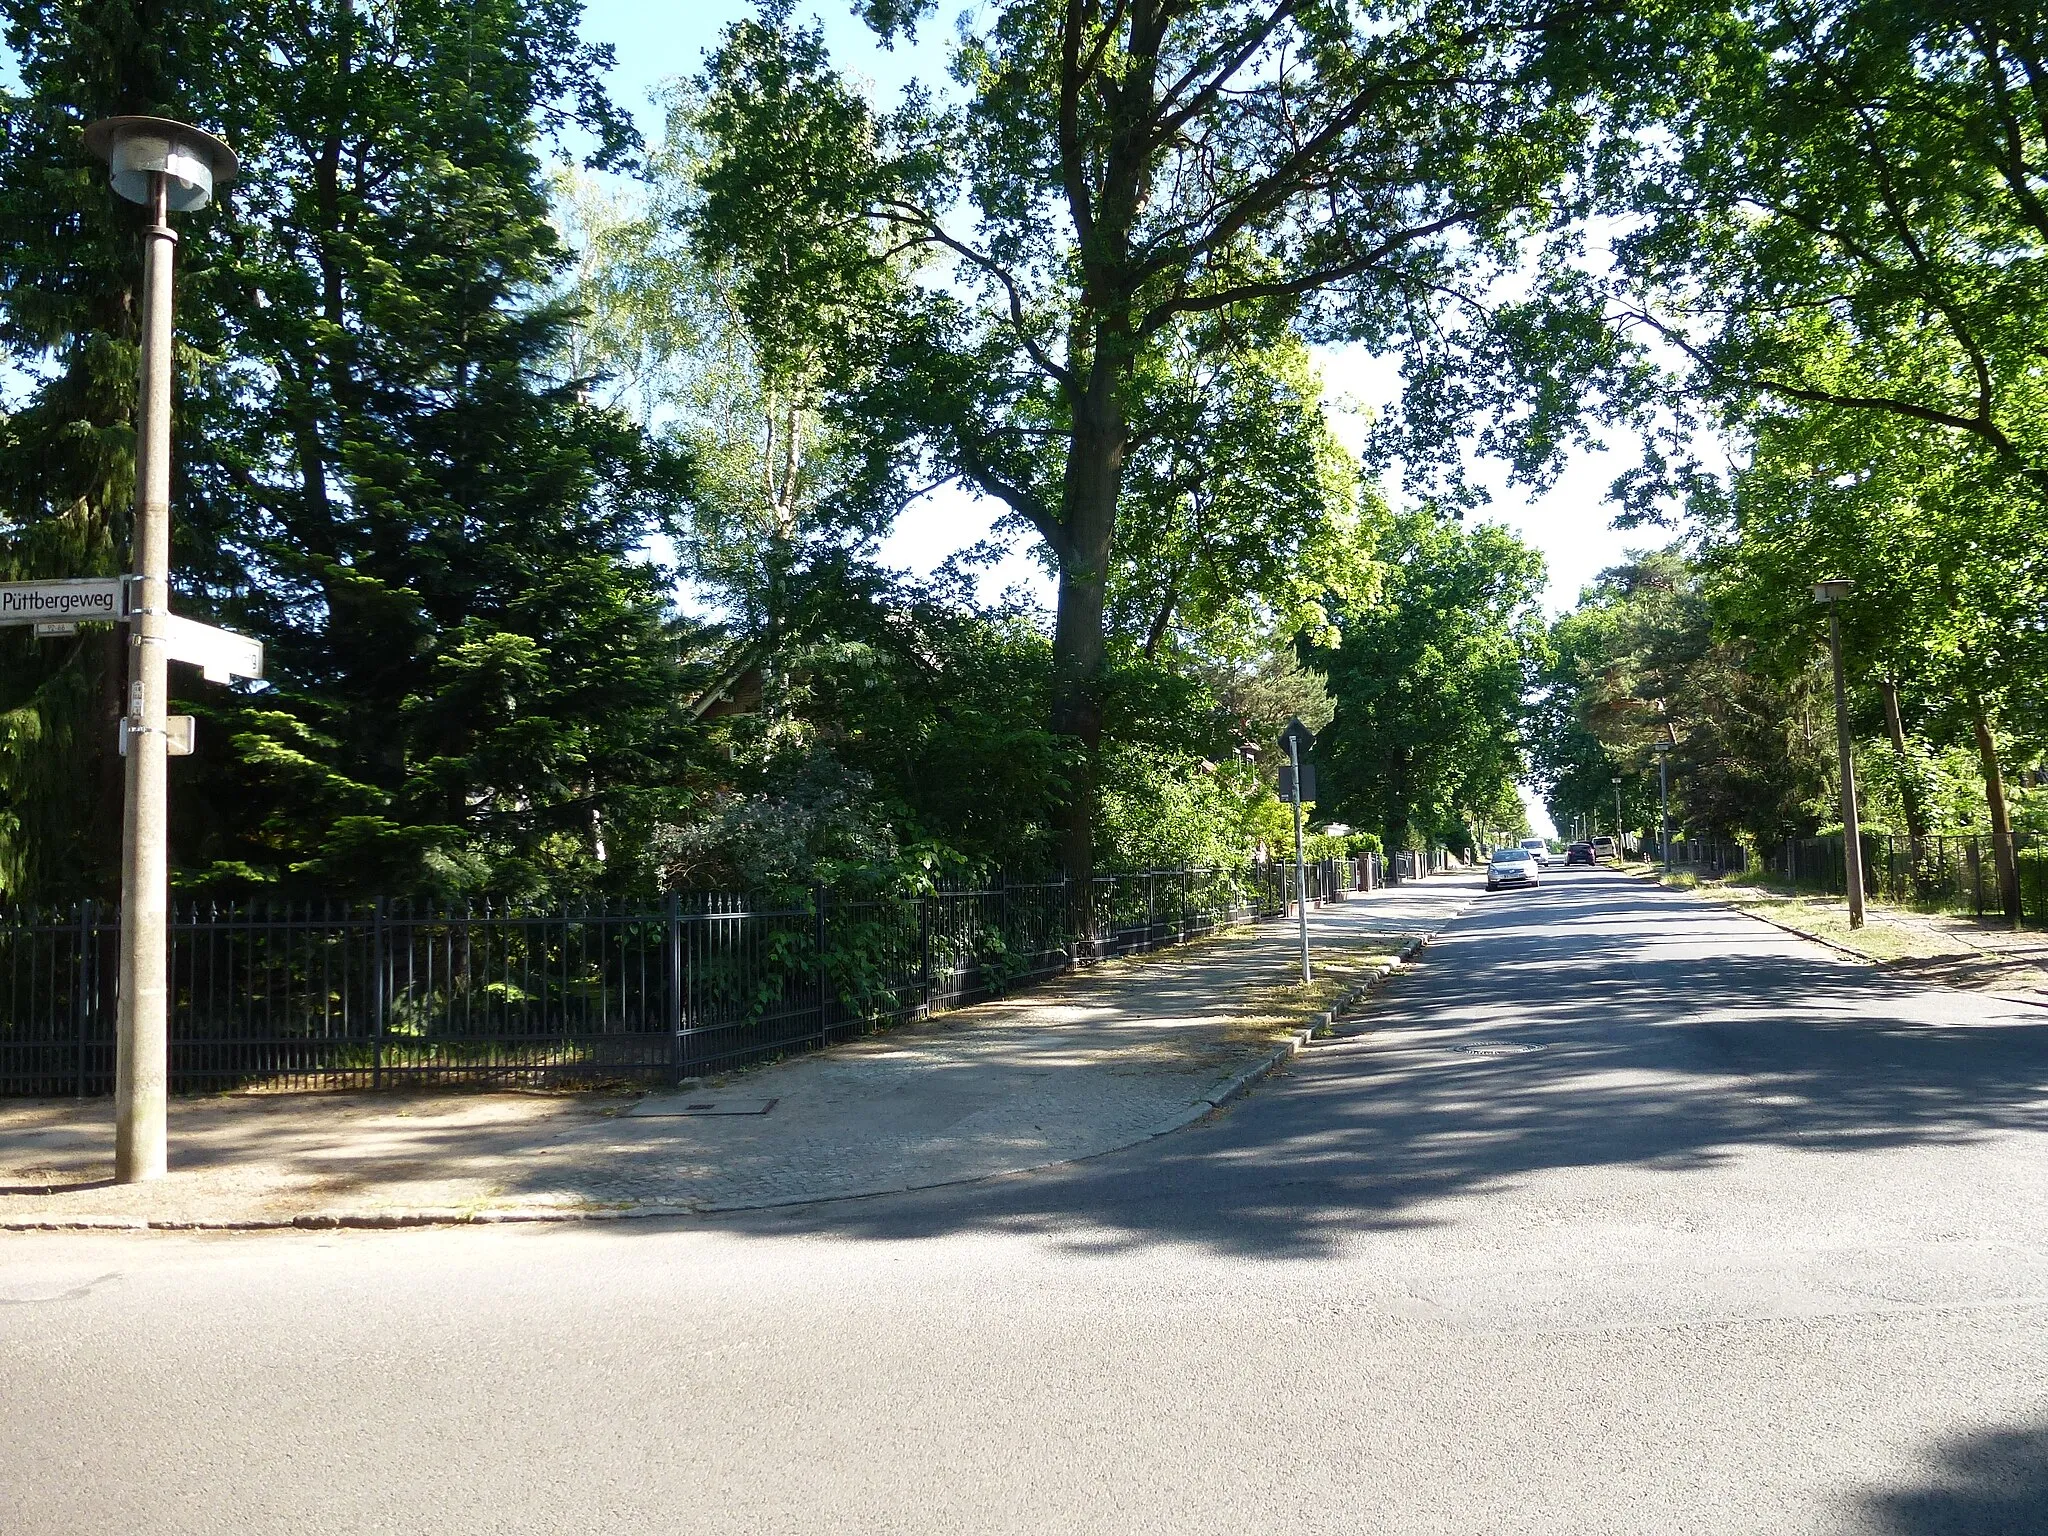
[1277,718,1315,983]
[0,578,126,626]
[1277,763,1317,802]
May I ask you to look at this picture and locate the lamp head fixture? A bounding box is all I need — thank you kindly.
[84,116,237,212]
[1811,578,1856,605]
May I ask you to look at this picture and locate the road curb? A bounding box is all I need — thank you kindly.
[1305,927,1445,1044]
[1720,901,1879,965]
[2,902,1472,1236]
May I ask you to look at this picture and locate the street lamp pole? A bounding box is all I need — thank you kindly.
[1611,776,1622,852]
[1814,579,1865,929]
[1654,741,1672,872]
[84,117,236,1183]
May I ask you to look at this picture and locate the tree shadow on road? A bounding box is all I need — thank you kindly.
[1856,1418,2048,1533]
[697,878,2048,1259]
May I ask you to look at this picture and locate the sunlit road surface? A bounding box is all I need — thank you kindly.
[7,867,2048,1534]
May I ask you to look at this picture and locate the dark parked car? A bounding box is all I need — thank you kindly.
[1566,841,1595,865]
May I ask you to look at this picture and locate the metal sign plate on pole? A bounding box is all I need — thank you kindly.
[163,613,263,683]
[1277,763,1318,801]
[0,578,126,625]
[118,715,195,757]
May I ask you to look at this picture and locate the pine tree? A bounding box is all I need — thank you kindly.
[0,0,248,902]
[0,0,702,903]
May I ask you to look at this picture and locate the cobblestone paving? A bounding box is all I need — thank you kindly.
[0,880,1471,1226]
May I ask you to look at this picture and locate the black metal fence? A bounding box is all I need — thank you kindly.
[1666,837,1750,874]
[1,855,1394,1097]
[1770,831,2047,925]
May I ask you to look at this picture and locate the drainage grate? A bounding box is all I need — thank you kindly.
[1451,1042,1542,1057]
[628,1096,779,1118]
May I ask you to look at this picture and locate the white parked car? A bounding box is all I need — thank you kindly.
[1520,837,1551,866]
[1486,846,1541,893]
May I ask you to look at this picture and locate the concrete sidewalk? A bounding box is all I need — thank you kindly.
[0,878,1471,1229]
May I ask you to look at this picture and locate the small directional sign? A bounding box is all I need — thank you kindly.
[119,715,195,757]
[0,578,125,626]
[164,614,263,683]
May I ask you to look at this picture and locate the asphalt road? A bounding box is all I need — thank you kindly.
[6,867,2048,1534]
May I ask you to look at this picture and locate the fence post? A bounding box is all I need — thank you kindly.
[1145,871,1156,951]
[667,891,685,1083]
[815,884,830,1048]
[75,899,94,1097]
[919,891,932,1017]
[371,897,387,1089]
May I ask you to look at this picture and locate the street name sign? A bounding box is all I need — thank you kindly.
[164,613,263,683]
[0,578,124,626]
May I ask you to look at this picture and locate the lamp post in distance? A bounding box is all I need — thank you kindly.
[84,115,237,1183]
[1812,578,1865,928]
[1611,775,1623,853]
[1653,740,1673,872]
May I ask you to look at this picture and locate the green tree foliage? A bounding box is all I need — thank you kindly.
[691,0,1611,882]
[1701,404,2044,905]
[1535,549,1829,844]
[1563,4,2048,903]
[1313,510,1545,861]
[1105,323,1367,666]
[0,0,248,900]
[1609,3,2048,502]
[0,0,701,903]
[553,50,1378,886]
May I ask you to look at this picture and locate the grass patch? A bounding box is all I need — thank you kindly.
[1230,940,1406,1044]
[1702,885,1972,964]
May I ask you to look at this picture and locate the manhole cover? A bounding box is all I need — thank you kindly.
[628,1096,779,1118]
[1451,1043,1542,1057]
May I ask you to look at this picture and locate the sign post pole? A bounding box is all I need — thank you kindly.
[1289,735,1310,983]
[113,167,177,1182]
[1814,580,1866,928]
[1280,718,1315,985]
[84,116,238,1183]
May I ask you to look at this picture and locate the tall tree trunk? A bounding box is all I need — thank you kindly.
[1969,691,2022,925]
[1049,352,1128,894]
[1879,678,1928,845]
